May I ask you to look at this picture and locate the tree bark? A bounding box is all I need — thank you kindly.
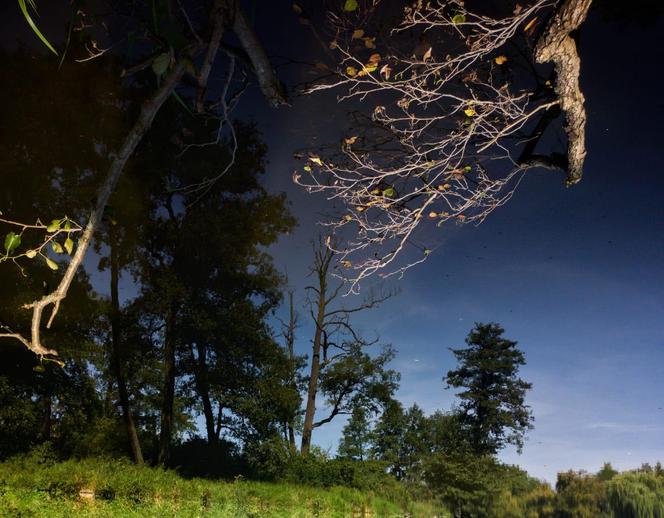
[300,251,333,455]
[158,304,177,465]
[109,223,144,464]
[535,0,593,185]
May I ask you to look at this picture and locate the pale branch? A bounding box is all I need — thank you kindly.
[297,0,592,290]
[10,54,193,357]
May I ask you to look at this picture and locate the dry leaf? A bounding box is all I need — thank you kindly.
[494,55,508,65]
[524,17,538,34]
[352,29,364,40]
[364,37,376,49]
[423,47,432,61]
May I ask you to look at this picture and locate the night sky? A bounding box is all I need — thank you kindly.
[3,1,664,483]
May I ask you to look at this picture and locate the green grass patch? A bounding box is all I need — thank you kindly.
[0,457,443,517]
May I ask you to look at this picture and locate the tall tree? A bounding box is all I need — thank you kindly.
[299,241,397,455]
[445,323,533,455]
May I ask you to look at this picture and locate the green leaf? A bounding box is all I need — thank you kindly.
[343,0,358,12]
[18,0,58,55]
[45,257,58,271]
[382,187,396,198]
[25,249,37,258]
[51,241,63,254]
[64,237,74,255]
[4,232,21,253]
[46,219,61,233]
[63,220,71,231]
[452,13,466,24]
[33,364,45,372]
[152,52,170,76]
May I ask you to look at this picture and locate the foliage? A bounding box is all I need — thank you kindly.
[338,406,373,461]
[445,322,533,455]
[0,457,441,517]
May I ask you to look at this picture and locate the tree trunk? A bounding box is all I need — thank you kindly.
[300,275,328,455]
[109,224,144,464]
[158,304,177,465]
[191,342,216,445]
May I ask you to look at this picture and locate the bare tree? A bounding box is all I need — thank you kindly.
[300,239,395,455]
[295,0,592,291]
[3,0,287,357]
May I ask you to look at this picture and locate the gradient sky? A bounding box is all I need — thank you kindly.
[243,4,664,483]
[3,1,663,484]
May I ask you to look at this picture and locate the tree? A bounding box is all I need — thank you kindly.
[296,0,593,288]
[126,113,296,463]
[299,241,398,455]
[445,323,533,455]
[5,0,287,357]
[337,406,373,461]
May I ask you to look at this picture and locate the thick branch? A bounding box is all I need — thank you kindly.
[232,3,287,106]
[535,0,592,185]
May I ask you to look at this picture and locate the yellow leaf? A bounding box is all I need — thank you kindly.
[343,214,353,222]
[523,17,538,34]
[344,136,358,145]
[364,62,378,73]
[352,29,364,40]
[464,107,476,117]
[304,165,312,172]
[310,156,323,166]
[423,47,432,61]
[64,237,74,255]
[341,260,352,268]
[494,55,508,65]
[45,257,59,271]
[356,206,365,212]
[51,241,63,254]
[346,66,358,77]
[25,249,37,259]
[428,211,438,218]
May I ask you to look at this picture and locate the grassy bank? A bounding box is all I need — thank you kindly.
[0,458,443,517]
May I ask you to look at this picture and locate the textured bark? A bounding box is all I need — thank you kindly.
[158,304,177,465]
[535,0,593,185]
[109,224,144,464]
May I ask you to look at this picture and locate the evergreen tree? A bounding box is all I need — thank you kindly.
[338,406,373,461]
[445,323,533,455]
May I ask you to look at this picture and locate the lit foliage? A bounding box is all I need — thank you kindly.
[297,0,591,290]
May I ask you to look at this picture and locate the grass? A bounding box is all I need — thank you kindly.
[0,458,444,517]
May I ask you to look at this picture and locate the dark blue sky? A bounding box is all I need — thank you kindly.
[3,0,663,483]
[248,5,664,482]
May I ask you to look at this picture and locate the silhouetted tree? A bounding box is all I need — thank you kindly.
[445,323,533,455]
